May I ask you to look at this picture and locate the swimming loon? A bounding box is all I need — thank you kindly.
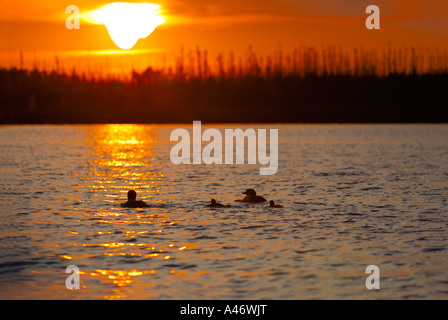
[241,189,267,203]
[121,190,148,208]
[208,199,227,208]
[268,200,283,208]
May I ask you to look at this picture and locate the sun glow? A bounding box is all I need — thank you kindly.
[91,2,164,50]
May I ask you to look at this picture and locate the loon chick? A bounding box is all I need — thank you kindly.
[241,189,267,203]
[268,200,283,208]
[208,199,227,208]
[121,190,148,208]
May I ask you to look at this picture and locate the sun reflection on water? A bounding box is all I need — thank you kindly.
[79,269,157,299]
[72,125,207,299]
[84,124,163,203]
[78,124,177,299]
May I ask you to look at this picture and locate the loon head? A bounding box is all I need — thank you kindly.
[128,190,137,201]
[242,189,257,196]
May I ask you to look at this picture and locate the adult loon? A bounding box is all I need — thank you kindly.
[121,190,148,208]
[241,189,267,203]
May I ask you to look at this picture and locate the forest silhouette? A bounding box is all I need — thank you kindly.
[1,45,447,123]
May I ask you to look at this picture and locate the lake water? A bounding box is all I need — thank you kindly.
[0,124,447,299]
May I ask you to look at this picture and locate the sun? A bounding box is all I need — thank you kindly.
[92,2,164,50]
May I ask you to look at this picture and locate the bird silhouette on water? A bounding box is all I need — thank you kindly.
[268,200,283,208]
[121,190,148,208]
[240,189,267,203]
[208,199,228,208]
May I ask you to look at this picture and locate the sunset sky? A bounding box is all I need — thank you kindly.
[1,0,447,75]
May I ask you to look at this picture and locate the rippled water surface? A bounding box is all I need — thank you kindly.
[0,124,447,299]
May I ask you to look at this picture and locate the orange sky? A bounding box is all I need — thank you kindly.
[1,0,447,76]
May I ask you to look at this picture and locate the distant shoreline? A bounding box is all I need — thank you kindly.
[2,68,448,125]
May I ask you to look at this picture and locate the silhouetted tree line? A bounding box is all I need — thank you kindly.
[1,45,448,123]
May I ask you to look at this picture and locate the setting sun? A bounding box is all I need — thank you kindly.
[91,2,164,50]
